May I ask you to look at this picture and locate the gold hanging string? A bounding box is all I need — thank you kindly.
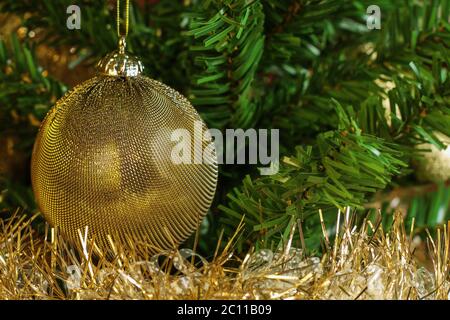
[116,0,130,38]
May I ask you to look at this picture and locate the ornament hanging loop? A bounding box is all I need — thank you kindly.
[116,0,130,40]
[97,0,143,77]
[118,36,126,54]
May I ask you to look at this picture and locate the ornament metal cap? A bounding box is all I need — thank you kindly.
[97,37,144,77]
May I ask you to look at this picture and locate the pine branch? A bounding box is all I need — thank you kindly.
[220,0,450,250]
[187,0,265,128]
[219,101,407,250]
[0,34,65,210]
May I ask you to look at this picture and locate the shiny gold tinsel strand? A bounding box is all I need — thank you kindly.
[0,209,449,300]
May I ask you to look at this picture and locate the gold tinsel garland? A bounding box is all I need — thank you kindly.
[0,210,449,300]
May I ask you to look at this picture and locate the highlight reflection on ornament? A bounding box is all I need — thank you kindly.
[31,38,218,252]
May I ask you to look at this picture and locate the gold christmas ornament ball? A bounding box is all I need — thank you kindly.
[31,45,218,252]
[414,132,450,183]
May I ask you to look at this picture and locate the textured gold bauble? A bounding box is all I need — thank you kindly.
[31,44,218,252]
